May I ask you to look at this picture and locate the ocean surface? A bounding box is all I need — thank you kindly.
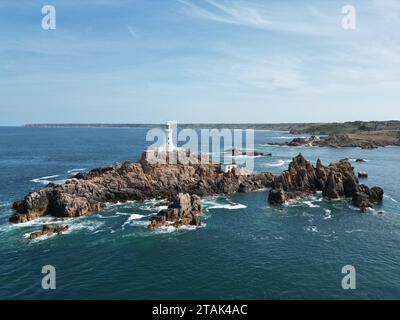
[0,127,400,300]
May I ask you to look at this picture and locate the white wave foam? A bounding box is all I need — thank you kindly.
[68,220,105,233]
[115,212,131,216]
[208,203,247,210]
[67,168,86,174]
[265,160,286,167]
[232,155,263,159]
[11,216,72,228]
[23,232,57,242]
[122,214,147,229]
[30,175,60,185]
[384,195,399,203]
[126,214,145,221]
[305,226,318,233]
[345,229,365,234]
[323,209,332,220]
[153,223,206,234]
[276,136,307,139]
[303,201,320,208]
[105,200,136,208]
[139,199,169,211]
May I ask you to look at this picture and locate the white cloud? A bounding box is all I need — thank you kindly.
[177,0,336,36]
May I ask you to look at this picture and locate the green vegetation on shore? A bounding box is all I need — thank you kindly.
[287,120,400,135]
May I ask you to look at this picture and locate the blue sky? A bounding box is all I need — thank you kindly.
[0,0,399,125]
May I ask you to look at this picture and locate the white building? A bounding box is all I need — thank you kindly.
[165,121,175,152]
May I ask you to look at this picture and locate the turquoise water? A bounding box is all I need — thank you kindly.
[0,127,400,299]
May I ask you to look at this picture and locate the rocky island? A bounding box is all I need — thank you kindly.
[269,134,400,149]
[11,150,273,226]
[11,151,384,232]
[270,121,400,149]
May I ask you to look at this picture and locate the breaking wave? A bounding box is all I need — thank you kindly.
[265,160,286,167]
[303,201,320,208]
[67,168,86,174]
[152,223,206,234]
[30,175,60,185]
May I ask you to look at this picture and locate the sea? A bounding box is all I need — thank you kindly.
[0,127,399,299]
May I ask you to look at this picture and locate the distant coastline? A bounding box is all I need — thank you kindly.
[23,123,295,130]
[21,120,400,131]
[23,121,400,149]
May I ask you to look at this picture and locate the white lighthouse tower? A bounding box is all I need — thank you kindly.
[165,121,176,152]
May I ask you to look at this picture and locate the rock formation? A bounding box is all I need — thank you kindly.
[148,193,202,229]
[10,151,384,225]
[352,185,384,213]
[268,154,383,211]
[29,225,69,240]
[10,151,273,224]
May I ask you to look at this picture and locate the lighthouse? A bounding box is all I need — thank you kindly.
[165,121,175,152]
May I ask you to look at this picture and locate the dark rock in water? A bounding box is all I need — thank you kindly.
[358,171,368,178]
[225,148,268,157]
[268,188,286,205]
[268,154,383,211]
[29,225,69,240]
[148,193,202,229]
[356,159,366,163]
[352,185,383,212]
[10,151,274,224]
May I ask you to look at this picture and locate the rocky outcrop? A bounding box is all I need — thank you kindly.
[29,225,69,240]
[226,148,271,157]
[10,151,274,224]
[352,185,384,212]
[148,193,202,229]
[268,154,383,211]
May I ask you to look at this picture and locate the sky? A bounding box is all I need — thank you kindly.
[0,0,399,125]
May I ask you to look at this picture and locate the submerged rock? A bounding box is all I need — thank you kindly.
[29,225,69,240]
[225,148,270,157]
[358,171,368,178]
[148,193,202,229]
